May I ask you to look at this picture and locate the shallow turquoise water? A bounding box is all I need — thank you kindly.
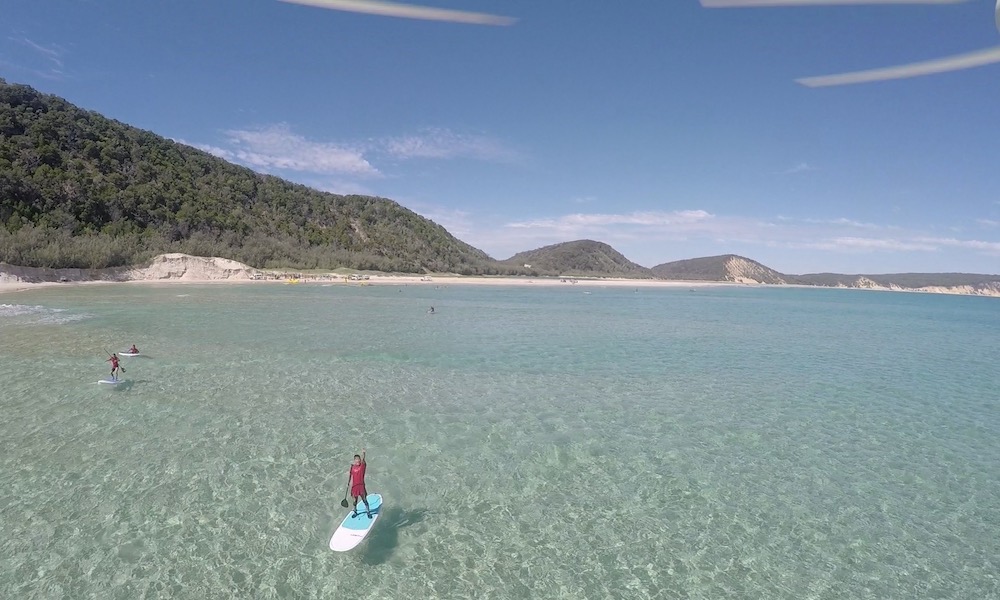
[1,283,998,599]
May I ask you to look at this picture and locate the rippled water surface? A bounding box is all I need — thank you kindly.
[1,283,998,599]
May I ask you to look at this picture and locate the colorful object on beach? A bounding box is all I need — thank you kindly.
[329,493,382,552]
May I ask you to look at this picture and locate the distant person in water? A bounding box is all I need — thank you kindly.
[428,306,435,314]
[128,344,139,354]
[106,353,120,380]
[348,449,371,518]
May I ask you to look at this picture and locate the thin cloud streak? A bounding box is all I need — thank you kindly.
[3,36,66,79]
[385,128,520,163]
[797,46,1000,87]
[15,37,64,68]
[183,125,378,177]
[508,210,714,230]
[815,237,939,251]
[917,237,1000,253]
[781,162,814,175]
[277,0,517,26]
[779,216,883,229]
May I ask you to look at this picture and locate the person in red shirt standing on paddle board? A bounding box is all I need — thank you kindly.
[106,353,121,380]
[348,448,372,518]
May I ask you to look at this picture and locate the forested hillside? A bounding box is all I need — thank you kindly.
[0,79,514,274]
[502,240,656,278]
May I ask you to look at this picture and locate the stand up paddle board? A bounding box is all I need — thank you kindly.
[119,351,140,357]
[98,379,123,385]
[330,493,382,552]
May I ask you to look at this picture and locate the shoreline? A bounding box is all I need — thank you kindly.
[0,274,740,295]
[2,253,998,298]
[4,275,1000,299]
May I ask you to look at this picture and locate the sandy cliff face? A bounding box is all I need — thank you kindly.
[912,282,1000,297]
[128,253,261,281]
[830,277,1000,297]
[724,257,788,285]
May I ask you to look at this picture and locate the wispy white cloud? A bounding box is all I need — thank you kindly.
[277,0,517,26]
[807,237,939,252]
[16,37,63,69]
[827,218,880,229]
[2,36,66,79]
[779,216,883,229]
[758,233,1000,257]
[220,124,379,176]
[916,237,1000,253]
[186,125,516,184]
[780,162,815,175]
[184,124,520,203]
[977,218,999,228]
[178,136,379,196]
[384,128,520,163]
[794,235,1000,256]
[508,210,714,230]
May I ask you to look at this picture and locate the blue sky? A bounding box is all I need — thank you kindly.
[2,0,999,274]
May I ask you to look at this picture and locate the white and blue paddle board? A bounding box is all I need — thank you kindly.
[329,493,382,552]
[98,379,123,385]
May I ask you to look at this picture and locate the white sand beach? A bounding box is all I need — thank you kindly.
[0,253,738,294]
[3,253,998,297]
[362,274,735,289]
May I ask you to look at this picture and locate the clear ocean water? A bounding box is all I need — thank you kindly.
[1,282,998,599]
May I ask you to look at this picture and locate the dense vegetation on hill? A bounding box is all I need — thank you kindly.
[0,79,525,274]
[502,240,656,278]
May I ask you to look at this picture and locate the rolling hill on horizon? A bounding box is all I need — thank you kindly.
[502,240,656,278]
[651,254,788,284]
